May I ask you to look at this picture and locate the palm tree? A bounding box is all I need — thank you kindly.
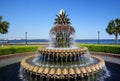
[0,16,9,34]
[106,18,120,44]
[54,9,71,25]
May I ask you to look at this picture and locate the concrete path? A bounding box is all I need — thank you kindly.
[91,52,120,64]
[0,53,34,68]
[97,55,120,64]
[0,56,25,67]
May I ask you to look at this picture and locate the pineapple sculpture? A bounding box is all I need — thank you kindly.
[50,9,75,48]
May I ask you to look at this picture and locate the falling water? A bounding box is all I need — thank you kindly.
[19,11,110,81]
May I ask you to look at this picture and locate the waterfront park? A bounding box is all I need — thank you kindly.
[0,1,120,81]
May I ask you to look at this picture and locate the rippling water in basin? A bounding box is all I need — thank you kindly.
[0,62,120,81]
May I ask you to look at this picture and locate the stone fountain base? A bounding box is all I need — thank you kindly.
[20,54,107,81]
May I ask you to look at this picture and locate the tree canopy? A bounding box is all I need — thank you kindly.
[0,16,9,34]
[106,18,120,44]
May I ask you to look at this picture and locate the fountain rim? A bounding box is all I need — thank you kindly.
[38,46,88,52]
[20,55,105,78]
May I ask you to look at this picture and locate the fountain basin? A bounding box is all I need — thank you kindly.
[1,52,120,81]
[20,55,105,80]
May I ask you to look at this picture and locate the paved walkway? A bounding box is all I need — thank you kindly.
[0,53,34,68]
[0,56,24,67]
[97,55,120,64]
[0,52,120,68]
[91,52,120,64]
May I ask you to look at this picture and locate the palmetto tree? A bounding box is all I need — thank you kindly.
[0,16,9,34]
[106,18,120,44]
[54,9,71,25]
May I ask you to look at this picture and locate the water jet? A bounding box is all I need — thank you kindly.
[20,10,110,81]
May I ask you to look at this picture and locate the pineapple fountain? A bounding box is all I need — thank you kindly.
[20,10,110,81]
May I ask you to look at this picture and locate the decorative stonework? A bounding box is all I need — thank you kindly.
[21,52,105,79]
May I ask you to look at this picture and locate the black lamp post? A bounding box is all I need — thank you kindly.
[98,31,100,44]
[25,32,27,45]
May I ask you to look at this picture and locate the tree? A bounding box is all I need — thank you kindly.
[0,16,9,34]
[54,9,71,25]
[106,18,120,44]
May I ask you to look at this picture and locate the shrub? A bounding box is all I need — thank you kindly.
[0,44,120,56]
[0,46,39,56]
[76,44,120,54]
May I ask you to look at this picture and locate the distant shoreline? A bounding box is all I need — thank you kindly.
[0,39,120,44]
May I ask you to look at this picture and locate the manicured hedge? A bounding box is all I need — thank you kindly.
[0,44,120,56]
[77,44,120,54]
[0,46,39,56]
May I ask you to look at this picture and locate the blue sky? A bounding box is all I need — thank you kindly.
[0,0,120,39]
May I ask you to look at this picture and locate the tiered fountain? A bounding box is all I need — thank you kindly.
[20,10,109,81]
